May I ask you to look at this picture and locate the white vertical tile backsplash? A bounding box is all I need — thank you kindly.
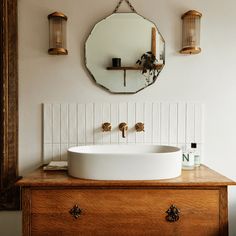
[43,102,204,162]
[110,103,119,144]
[152,103,160,144]
[169,103,178,145]
[68,104,77,145]
[186,103,195,144]
[127,103,136,143]
[177,103,186,145]
[52,104,60,144]
[135,102,144,143]
[160,102,169,145]
[43,104,53,144]
[144,102,152,144]
[77,104,86,145]
[85,103,94,144]
[194,103,203,143]
[60,104,69,144]
[94,103,103,144]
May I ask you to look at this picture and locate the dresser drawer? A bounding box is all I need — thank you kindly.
[30,188,220,236]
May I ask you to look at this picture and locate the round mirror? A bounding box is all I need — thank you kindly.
[85,13,165,94]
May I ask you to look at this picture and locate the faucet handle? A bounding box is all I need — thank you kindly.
[102,122,112,132]
[135,122,145,132]
[119,122,128,131]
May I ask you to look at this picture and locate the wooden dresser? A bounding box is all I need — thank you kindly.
[17,165,235,236]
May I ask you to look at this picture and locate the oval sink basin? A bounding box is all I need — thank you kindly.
[68,144,182,180]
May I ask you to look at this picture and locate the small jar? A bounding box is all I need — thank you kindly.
[112,58,121,67]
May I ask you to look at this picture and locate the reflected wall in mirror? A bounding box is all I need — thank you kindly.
[85,13,165,94]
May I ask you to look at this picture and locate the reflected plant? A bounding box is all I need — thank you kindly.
[136,51,160,85]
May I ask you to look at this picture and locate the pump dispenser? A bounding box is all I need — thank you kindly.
[191,143,201,167]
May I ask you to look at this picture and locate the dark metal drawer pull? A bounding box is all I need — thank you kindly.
[69,204,82,219]
[166,205,180,222]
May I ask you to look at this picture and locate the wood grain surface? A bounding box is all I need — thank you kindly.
[30,189,219,236]
[17,165,236,188]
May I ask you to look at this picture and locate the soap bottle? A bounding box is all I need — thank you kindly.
[191,143,201,167]
[182,145,195,170]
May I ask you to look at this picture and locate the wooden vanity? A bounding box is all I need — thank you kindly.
[17,165,235,236]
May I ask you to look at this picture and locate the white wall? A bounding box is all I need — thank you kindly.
[0,0,236,235]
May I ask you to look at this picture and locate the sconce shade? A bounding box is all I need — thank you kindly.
[48,12,68,55]
[180,10,202,54]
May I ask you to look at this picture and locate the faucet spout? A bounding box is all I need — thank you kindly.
[119,122,128,138]
[122,128,126,138]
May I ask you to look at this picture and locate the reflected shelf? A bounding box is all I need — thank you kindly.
[106,65,164,87]
[106,65,163,70]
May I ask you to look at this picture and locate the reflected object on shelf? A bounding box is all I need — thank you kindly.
[112,58,121,67]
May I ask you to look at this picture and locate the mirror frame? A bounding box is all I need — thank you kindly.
[85,13,165,94]
[0,0,20,210]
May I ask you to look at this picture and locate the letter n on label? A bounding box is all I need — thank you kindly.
[183,154,189,162]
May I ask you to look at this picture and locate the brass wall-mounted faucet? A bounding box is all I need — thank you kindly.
[135,122,145,132]
[119,122,128,138]
[102,122,112,132]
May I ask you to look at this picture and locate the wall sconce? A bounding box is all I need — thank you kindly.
[180,10,202,54]
[48,12,68,55]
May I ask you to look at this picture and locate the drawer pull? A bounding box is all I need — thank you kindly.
[69,204,82,219]
[166,205,180,222]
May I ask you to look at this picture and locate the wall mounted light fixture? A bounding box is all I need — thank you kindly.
[48,12,68,55]
[180,10,202,55]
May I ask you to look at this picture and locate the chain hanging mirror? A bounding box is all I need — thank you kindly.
[85,0,165,94]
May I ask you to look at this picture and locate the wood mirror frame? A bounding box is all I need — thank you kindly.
[0,0,20,210]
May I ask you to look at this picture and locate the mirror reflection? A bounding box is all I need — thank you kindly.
[85,13,165,94]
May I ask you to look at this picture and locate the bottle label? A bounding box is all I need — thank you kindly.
[182,152,194,167]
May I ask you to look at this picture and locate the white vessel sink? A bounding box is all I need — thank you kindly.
[68,144,182,180]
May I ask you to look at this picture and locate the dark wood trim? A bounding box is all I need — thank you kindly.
[219,187,228,236]
[22,188,31,236]
[0,0,20,210]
